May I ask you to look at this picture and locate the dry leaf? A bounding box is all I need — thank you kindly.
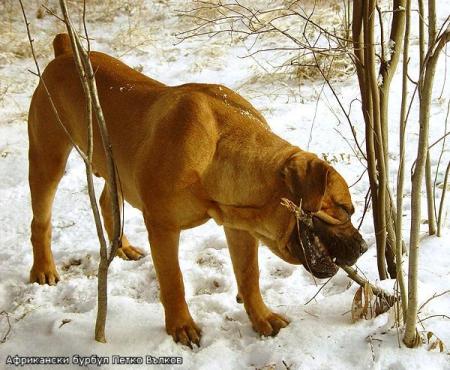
[424,331,446,353]
[352,283,392,322]
[351,286,364,322]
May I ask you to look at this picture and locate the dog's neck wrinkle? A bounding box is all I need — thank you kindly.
[204,133,301,207]
[209,193,291,240]
[201,136,300,240]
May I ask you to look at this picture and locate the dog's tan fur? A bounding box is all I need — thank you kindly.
[28,34,364,347]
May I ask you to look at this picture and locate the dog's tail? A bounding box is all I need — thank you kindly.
[53,33,72,58]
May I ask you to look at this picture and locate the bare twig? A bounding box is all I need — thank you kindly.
[311,51,367,162]
[303,276,334,305]
[307,77,327,151]
[0,311,12,344]
[357,188,372,231]
[82,0,90,53]
[418,314,450,324]
[418,290,450,313]
[349,168,368,189]
[428,130,450,152]
[42,5,65,23]
[19,0,86,162]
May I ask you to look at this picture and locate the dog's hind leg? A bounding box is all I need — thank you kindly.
[99,184,144,260]
[28,107,72,285]
[224,227,290,337]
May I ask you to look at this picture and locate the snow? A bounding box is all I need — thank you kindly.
[0,1,449,369]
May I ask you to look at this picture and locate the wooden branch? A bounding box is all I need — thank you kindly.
[58,0,123,343]
[425,0,438,235]
[418,0,425,69]
[59,2,122,262]
[378,0,406,86]
[428,0,437,45]
[376,5,386,67]
[340,265,395,305]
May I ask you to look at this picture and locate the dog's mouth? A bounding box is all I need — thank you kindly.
[287,219,339,279]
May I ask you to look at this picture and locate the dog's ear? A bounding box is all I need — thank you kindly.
[282,154,330,212]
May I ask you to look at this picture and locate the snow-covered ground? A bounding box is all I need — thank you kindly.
[0,1,449,369]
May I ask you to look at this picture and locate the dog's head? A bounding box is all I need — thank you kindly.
[277,152,367,278]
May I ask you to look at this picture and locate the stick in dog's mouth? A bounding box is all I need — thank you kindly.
[282,198,339,279]
[291,217,339,279]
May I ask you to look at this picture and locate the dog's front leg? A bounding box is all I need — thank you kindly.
[224,227,290,337]
[145,221,201,348]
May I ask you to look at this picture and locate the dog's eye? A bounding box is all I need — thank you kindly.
[338,208,352,222]
[339,205,354,217]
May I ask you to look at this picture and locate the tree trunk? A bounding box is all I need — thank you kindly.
[395,0,411,322]
[404,26,450,348]
[352,0,406,280]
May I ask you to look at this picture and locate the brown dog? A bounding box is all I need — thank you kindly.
[28,34,367,347]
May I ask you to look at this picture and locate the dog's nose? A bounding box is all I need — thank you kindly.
[360,240,368,255]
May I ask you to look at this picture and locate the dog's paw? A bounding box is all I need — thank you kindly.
[116,245,145,260]
[250,311,290,337]
[166,318,202,349]
[30,264,60,285]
